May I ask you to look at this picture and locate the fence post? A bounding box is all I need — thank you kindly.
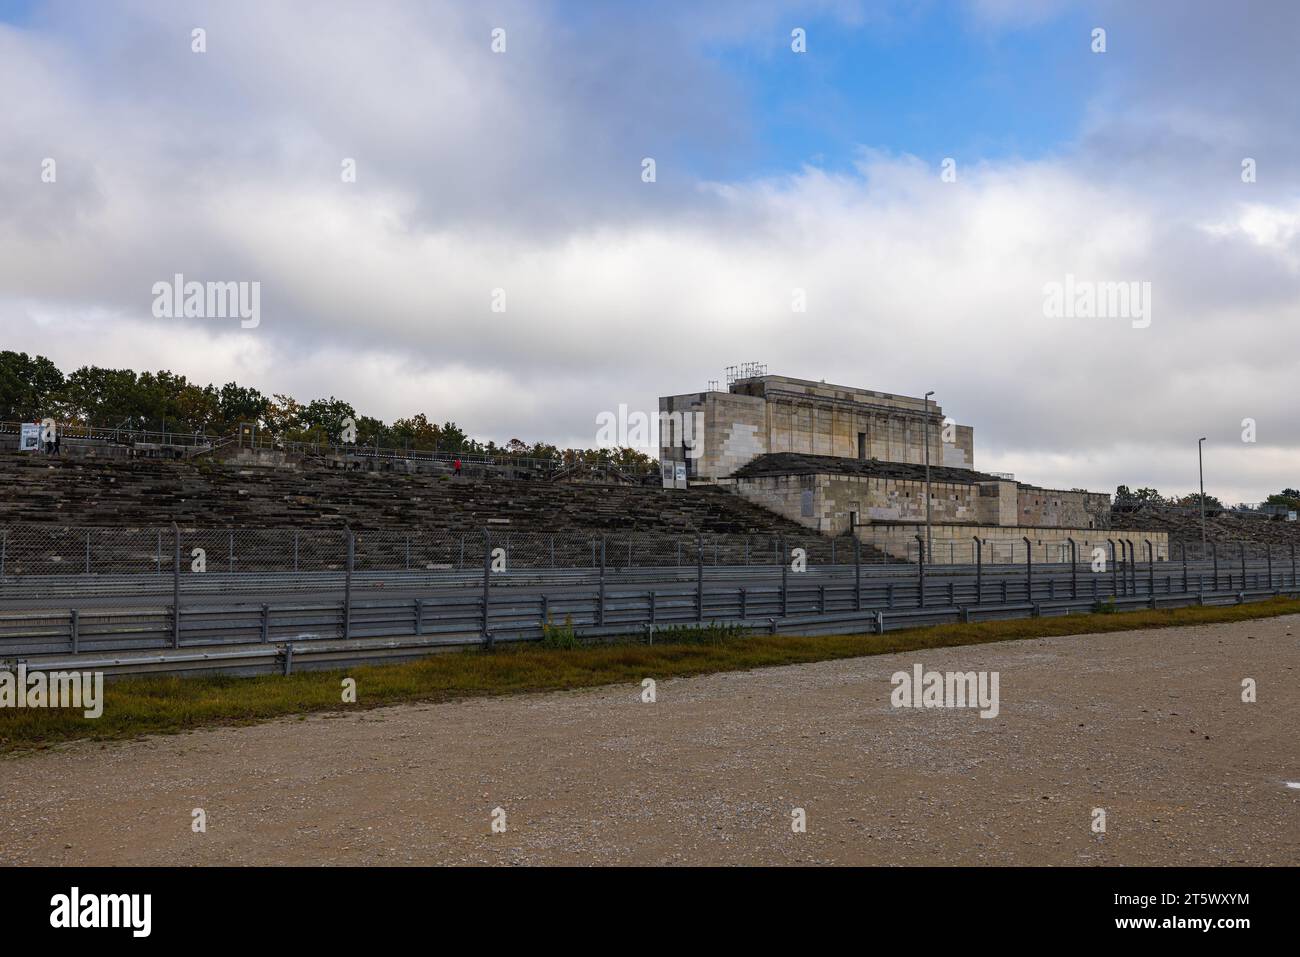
[1145,540,1155,607]
[1180,542,1187,593]
[916,534,925,608]
[1126,539,1137,595]
[697,535,706,624]
[294,530,300,573]
[780,537,788,618]
[70,609,79,654]
[1239,542,1247,592]
[344,528,355,640]
[1023,537,1032,603]
[414,598,423,636]
[1267,544,1274,592]
[481,528,491,643]
[1067,537,1076,599]
[550,535,556,569]
[260,603,270,642]
[2,528,7,583]
[973,537,982,605]
[599,536,607,627]
[854,538,862,612]
[1211,542,1218,590]
[1106,539,1116,598]
[1292,543,1297,591]
[172,522,181,649]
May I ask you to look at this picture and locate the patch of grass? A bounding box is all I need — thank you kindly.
[3,597,1299,754]
[540,614,580,649]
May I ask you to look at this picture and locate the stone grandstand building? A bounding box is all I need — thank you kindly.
[660,372,1167,562]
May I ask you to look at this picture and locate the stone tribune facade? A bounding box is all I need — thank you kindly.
[659,374,1167,562]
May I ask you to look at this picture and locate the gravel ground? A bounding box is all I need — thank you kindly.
[2,616,1298,866]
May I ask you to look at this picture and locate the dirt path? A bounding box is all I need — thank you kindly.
[3,616,1298,865]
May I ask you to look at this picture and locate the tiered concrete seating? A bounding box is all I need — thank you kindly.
[0,451,829,539]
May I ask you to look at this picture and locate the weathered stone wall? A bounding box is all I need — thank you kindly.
[1015,487,1111,529]
[864,522,1170,564]
[726,470,1111,537]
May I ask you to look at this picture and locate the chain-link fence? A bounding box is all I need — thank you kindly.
[0,525,910,579]
[3,524,1295,581]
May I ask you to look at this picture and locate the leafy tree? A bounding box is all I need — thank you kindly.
[0,351,64,421]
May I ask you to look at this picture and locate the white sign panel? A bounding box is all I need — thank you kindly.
[19,423,41,452]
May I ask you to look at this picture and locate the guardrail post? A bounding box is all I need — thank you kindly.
[1180,542,1187,593]
[343,528,355,640]
[70,609,79,654]
[172,522,181,648]
[1023,536,1032,603]
[649,591,656,624]
[599,536,607,627]
[916,534,925,608]
[414,599,423,636]
[261,603,270,642]
[974,537,982,605]
[1067,537,1076,599]
[1239,542,1247,592]
[1267,544,1274,593]
[854,538,862,612]
[1211,542,1218,590]
[739,587,747,619]
[481,528,491,640]
[874,610,884,634]
[698,535,706,624]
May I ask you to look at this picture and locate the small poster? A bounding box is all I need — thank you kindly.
[19,422,41,452]
[674,464,686,482]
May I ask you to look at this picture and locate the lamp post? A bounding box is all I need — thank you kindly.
[924,390,935,564]
[1198,437,1207,554]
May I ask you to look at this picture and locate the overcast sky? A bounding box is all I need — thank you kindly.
[2,0,1298,502]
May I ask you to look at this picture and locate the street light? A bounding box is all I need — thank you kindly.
[1198,437,1207,553]
[924,390,935,564]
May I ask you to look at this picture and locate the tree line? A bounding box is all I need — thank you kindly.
[0,351,654,469]
[1115,485,1300,512]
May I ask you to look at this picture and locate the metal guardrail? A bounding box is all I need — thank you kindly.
[2,551,1296,677]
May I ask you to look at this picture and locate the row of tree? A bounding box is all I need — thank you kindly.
[0,351,654,468]
[1114,486,1300,511]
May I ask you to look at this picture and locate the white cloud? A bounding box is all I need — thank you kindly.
[1,0,1298,503]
